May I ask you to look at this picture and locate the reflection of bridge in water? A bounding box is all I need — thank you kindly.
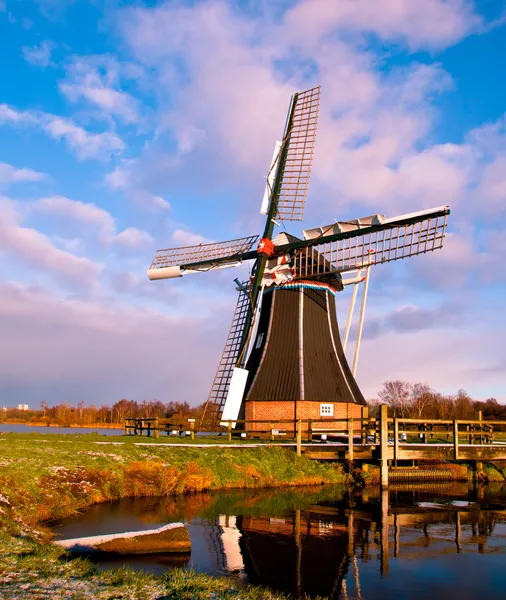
[206,486,506,598]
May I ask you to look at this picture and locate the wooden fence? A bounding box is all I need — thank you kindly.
[125,407,506,486]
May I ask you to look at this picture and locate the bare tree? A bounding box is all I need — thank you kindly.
[410,383,433,419]
[378,381,412,417]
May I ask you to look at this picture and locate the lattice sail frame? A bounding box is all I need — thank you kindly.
[292,211,448,278]
[149,235,258,271]
[275,86,320,221]
[199,282,251,425]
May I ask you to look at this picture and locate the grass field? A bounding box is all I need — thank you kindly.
[0,431,347,599]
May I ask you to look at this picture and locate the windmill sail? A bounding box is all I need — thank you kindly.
[199,282,252,425]
[283,206,450,278]
[147,235,258,280]
[274,86,320,222]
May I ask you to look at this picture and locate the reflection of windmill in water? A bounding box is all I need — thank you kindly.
[147,86,450,428]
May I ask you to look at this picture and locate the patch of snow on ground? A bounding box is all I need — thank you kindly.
[55,522,185,551]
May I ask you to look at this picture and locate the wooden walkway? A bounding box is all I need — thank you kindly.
[124,407,506,486]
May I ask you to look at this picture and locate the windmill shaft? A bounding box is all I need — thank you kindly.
[252,92,300,286]
[237,91,300,364]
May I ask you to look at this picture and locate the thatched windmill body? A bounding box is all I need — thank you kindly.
[147,87,450,430]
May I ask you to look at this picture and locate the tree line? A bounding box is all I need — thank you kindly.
[1,399,197,427]
[1,381,503,428]
[369,380,504,420]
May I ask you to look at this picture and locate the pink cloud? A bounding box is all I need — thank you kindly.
[0,196,102,288]
[0,162,46,185]
[116,2,478,224]
[283,0,481,50]
[0,103,124,160]
[0,281,227,405]
[171,228,210,246]
[357,325,505,401]
[33,195,153,248]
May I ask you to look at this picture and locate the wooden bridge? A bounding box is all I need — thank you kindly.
[125,405,506,486]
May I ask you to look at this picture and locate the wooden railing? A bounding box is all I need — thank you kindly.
[125,412,506,460]
[125,409,506,485]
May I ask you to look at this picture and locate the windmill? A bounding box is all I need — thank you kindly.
[147,86,450,431]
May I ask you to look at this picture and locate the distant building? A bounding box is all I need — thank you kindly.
[1,407,7,413]
[17,404,29,412]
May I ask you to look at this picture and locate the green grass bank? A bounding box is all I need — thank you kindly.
[0,432,348,599]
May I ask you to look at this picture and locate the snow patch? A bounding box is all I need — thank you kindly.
[55,522,185,551]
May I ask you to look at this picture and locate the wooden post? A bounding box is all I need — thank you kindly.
[453,420,459,460]
[361,406,368,444]
[227,421,232,442]
[347,510,354,556]
[154,418,159,440]
[476,410,483,445]
[455,511,461,553]
[394,513,400,558]
[295,509,302,594]
[380,404,389,487]
[380,488,389,575]
[348,418,354,461]
[296,419,302,457]
[394,418,399,462]
[308,419,313,443]
[190,420,195,441]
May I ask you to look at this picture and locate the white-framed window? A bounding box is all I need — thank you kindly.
[320,403,334,417]
[255,333,264,349]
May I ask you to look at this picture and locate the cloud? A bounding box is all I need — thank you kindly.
[0,162,46,185]
[171,228,209,246]
[356,324,505,401]
[0,103,37,125]
[110,269,178,301]
[35,195,115,236]
[105,164,171,210]
[59,56,143,124]
[113,227,153,248]
[41,115,124,160]
[462,115,506,218]
[0,196,102,288]
[22,41,54,67]
[33,195,153,249]
[363,302,464,340]
[478,156,506,213]
[282,0,481,50]
[61,83,139,123]
[114,1,482,223]
[0,281,225,405]
[0,103,124,160]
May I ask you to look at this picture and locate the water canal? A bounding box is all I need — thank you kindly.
[0,423,122,435]
[51,483,506,599]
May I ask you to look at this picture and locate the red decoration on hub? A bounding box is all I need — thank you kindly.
[257,238,276,257]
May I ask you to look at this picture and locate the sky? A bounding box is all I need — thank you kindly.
[0,0,505,408]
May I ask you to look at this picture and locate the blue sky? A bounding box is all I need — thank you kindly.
[0,0,505,408]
